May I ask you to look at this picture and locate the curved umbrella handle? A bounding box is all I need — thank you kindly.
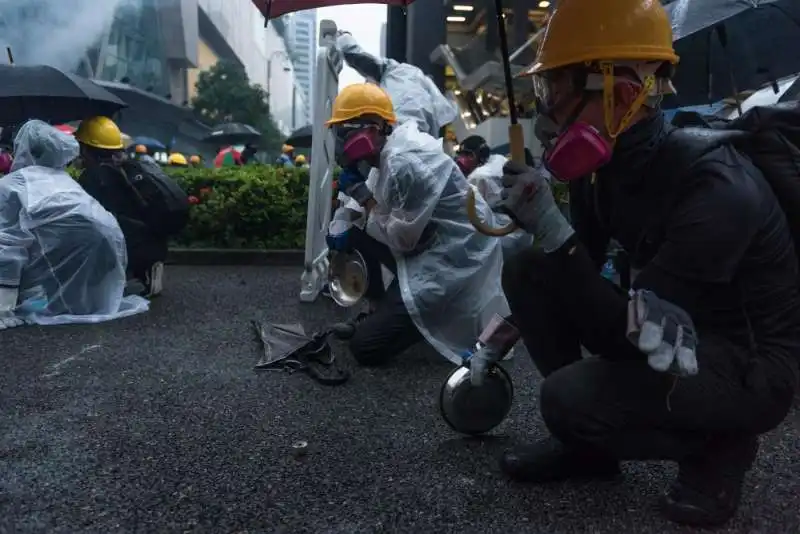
[466,188,518,237]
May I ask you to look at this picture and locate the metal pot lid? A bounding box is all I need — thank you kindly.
[439,363,514,436]
[329,249,369,308]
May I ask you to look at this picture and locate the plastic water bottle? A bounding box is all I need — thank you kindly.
[19,297,47,313]
[601,259,616,281]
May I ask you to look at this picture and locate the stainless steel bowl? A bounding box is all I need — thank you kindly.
[439,364,514,435]
[328,249,369,308]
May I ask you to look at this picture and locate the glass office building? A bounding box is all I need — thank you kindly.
[78,0,170,96]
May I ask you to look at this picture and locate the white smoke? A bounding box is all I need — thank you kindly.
[0,0,133,70]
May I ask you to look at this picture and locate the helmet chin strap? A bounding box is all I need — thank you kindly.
[600,61,656,141]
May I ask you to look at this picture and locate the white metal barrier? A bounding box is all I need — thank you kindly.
[300,22,342,302]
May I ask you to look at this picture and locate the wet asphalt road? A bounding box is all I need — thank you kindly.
[1,265,798,533]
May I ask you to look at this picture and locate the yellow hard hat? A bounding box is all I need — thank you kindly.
[522,0,679,76]
[75,116,124,150]
[326,83,397,126]
[135,144,147,154]
[168,153,188,166]
[282,144,294,154]
[189,155,201,164]
[295,154,306,164]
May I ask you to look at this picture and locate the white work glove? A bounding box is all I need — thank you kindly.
[468,346,503,386]
[500,161,575,253]
[627,289,699,377]
[0,286,24,330]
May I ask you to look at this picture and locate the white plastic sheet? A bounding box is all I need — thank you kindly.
[370,122,509,364]
[336,33,457,135]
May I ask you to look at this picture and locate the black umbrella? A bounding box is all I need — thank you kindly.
[202,122,261,146]
[0,65,128,127]
[665,0,800,108]
[284,124,312,148]
[93,80,194,124]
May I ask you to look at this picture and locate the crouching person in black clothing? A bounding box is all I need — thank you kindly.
[74,117,173,297]
[480,0,800,528]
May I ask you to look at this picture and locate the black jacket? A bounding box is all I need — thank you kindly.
[80,162,167,272]
[566,112,800,387]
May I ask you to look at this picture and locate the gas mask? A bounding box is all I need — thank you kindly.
[455,152,479,176]
[0,151,12,174]
[334,124,384,168]
[534,96,612,183]
[532,63,654,183]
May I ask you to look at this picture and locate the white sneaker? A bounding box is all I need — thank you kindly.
[144,262,164,297]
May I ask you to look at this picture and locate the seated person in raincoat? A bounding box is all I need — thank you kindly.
[0,120,149,329]
[326,84,509,367]
[455,135,534,260]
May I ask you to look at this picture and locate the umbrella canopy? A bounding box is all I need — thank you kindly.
[665,0,800,107]
[284,124,313,148]
[92,80,194,124]
[203,123,261,146]
[0,65,127,127]
[214,146,243,168]
[131,136,167,152]
[256,0,415,18]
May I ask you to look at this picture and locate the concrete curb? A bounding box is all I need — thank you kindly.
[167,248,304,266]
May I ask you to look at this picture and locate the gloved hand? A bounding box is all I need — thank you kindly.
[326,230,351,252]
[0,286,24,330]
[467,345,503,386]
[500,161,574,252]
[627,289,699,377]
[338,168,374,206]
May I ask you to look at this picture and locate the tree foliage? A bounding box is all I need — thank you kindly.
[192,60,283,159]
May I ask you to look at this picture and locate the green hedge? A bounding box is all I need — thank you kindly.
[70,164,569,249]
[168,166,313,249]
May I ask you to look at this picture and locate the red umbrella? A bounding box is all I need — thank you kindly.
[54,124,75,135]
[255,0,415,19]
[214,146,243,168]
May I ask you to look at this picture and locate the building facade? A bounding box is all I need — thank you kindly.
[284,10,317,126]
[13,0,306,136]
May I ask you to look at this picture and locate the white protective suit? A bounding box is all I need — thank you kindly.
[362,122,509,364]
[0,120,149,325]
[336,33,457,136]
[466,154,535,258]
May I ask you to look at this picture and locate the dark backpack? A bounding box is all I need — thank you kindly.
[115,158,191,236]
[658,102,800,268]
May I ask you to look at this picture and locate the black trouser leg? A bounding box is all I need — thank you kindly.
[349,279,423,366]
[126,231,168,281]
[502,247,639,378]
[501,247,794,462]
[347,227,397,301]
[344,228,422,365]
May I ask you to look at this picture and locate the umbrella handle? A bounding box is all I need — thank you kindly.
[508,123,525,164]
[466,188,518,237]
